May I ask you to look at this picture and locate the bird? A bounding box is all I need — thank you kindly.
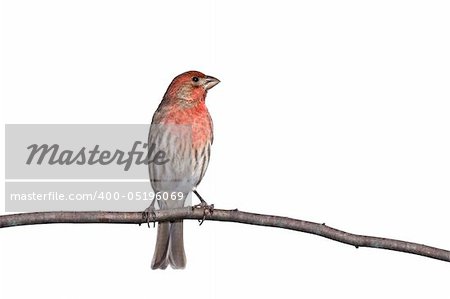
[146,70,220,269]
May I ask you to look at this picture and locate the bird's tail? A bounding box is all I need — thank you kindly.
[151,220,186,269]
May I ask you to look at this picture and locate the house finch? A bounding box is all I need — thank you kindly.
[147,71,220,269]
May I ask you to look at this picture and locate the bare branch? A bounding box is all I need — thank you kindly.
[0,208,449,262]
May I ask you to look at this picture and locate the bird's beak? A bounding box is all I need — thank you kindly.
[203,75,220,90]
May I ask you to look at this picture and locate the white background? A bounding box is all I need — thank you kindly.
[1,0,450,298]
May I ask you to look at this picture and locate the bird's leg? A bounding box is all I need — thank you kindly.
[192,190,214,225]
[142,198,157,228]
[193,189,208,206]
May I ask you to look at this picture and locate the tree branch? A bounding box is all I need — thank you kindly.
[0,208,449,262]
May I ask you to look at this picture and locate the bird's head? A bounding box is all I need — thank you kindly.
[164,71,220,106]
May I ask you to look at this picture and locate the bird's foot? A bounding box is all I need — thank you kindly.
[142,205,157,228]
[191,201,214,225]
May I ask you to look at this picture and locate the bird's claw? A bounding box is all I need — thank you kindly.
[192,202,214,225]
[142,206,157,228]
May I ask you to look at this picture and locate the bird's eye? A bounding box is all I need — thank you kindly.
[192,77,199,82]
